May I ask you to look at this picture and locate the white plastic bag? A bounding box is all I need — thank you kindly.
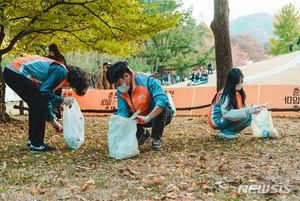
[63,99,85,149]
[251,108,279,138]
[108,115,139,160]
[167,93,176,116]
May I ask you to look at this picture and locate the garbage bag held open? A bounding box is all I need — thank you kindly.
[167,93,176,116]
[251,108,279,138]
[108,115,139,160]
[63,99,85,149]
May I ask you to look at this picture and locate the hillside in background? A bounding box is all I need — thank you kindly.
[230,13,274,45]
[231,33,268,67]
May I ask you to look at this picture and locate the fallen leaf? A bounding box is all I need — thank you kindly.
[207,192,214,197]
[30,186,39,195]
[161,192,177,200]
[189,153,197,157]
[218,165,227,172]
[136,186,145,190]
[57,178,67,186]
[82,179,95,191]
[79,197,87,201]
[244,163,254,169]
[202,183,210,190]
[249,178,257,183]
[125,167,140,175]
[149,177,163,186]
[199,155,207,161]
[166,184,180,192]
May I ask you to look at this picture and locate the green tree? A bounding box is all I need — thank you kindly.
[138,11,207,77]
[269,3,300,55]
[0,0,179,122]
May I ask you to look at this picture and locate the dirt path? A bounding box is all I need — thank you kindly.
[1,116,299,200]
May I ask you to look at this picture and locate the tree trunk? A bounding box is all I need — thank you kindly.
[0,56,10,122]
[210,0,233,91]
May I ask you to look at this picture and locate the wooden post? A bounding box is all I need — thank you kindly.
[19,100,24,115]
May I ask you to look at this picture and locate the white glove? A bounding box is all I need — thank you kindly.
[135,115,151,124]
[246,106,260,114]
[62,97,74,106]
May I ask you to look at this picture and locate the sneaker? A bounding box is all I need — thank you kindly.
[29,144,55,153]
[152,139,163,151]
[27,140,31,148]
[218,132,237,139]
[138,130,150,145]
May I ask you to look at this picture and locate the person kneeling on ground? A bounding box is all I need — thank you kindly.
[106,61,173,150]
[208,68,263,139]
[3,55,88,153]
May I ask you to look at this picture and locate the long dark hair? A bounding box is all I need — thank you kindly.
[212,68,246,109]
[67,66,89,96]
[48,44,66,65]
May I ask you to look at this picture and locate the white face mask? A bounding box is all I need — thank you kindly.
[235,83,243,91]
[118,82,130,93]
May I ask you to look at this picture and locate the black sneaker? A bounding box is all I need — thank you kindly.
[152,139,163,151]
[138,130,150,145]
[29,144,55,153]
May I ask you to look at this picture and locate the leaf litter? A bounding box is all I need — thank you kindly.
[0,115,299,200]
